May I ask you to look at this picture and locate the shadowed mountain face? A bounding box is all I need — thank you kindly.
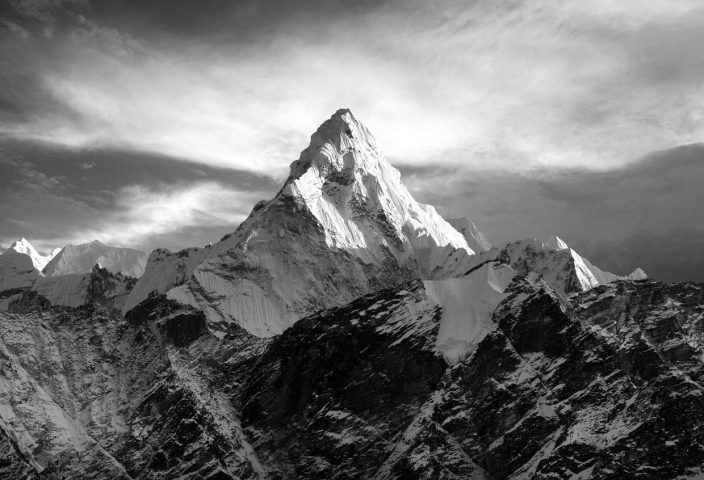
[2,271,703,479]
[239,277,704,479]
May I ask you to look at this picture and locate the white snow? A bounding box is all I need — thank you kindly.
[43,240,147,278]
[502,236,647,296]
[425,262,516,365]
[8,238,60,272]
[128,109,479,337]
[447,217,493,253]
[543,235,569,251]
[123,247,211,314]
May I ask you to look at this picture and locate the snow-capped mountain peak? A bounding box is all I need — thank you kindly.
[500,236,647,296]
[126,109,478,336]
[8,237,60,271]
[277,109,471,258]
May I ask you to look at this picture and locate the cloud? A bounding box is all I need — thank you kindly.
[587,227,704,283]
[399,143,704,281]
[78,182,262,248]
[2,0,704,177]
[0,141,276,253]
[0,180,264,254]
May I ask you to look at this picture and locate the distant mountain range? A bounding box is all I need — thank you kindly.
[1,110,700,479]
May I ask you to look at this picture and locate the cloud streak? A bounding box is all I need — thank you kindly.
[0,142,275,253]
[2,0,704,176]
[78,182,263,248]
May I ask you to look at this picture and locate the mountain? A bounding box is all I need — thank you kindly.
[499,235,646,296]
[7,238,60,271]
[1,262,700,478]
[0,239,143,312]
[125,109,476,336]
[43,240,147,278]
[426,260,516,364]
[0,250,41,309]
[0,109,698,479]
[238,274,704,479]
[254,275,704,479]
[447,217,493,252]
[25,265,137,311]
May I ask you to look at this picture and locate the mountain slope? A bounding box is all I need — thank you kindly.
[500,236,646,296]
[43,240,147,278]
[447,217,493,253]
[7,238,60,271]
[0,259,702,478]
[239,275,704,479]
[0,250,41,308]
[126,109,476,336]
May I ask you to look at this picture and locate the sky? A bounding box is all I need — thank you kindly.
[1,0,703,281]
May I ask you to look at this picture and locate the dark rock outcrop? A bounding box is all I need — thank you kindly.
[2,276,704,479]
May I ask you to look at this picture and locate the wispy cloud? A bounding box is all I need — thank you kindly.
[0,143,272,253]
[2,0,704,176]
[77,182,262,247]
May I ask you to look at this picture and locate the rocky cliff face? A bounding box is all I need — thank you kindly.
[238,276,704,479]
[2,265,703,479]
[0,250,41,306]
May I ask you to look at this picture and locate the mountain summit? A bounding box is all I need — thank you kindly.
[500,236,646,295]
[126,109,477,335]
[277,109,472,266]
[8,238,60,271]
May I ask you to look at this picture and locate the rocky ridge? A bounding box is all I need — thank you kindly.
[500,236,647,296]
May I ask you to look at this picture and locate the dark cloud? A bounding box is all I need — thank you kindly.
[587,228,704,283]
[0,139,278,252]
[400,144,704,282]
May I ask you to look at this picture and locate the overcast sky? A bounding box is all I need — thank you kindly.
[1,0,703,281]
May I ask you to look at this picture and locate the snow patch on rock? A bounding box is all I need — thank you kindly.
[425,262,516,365]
